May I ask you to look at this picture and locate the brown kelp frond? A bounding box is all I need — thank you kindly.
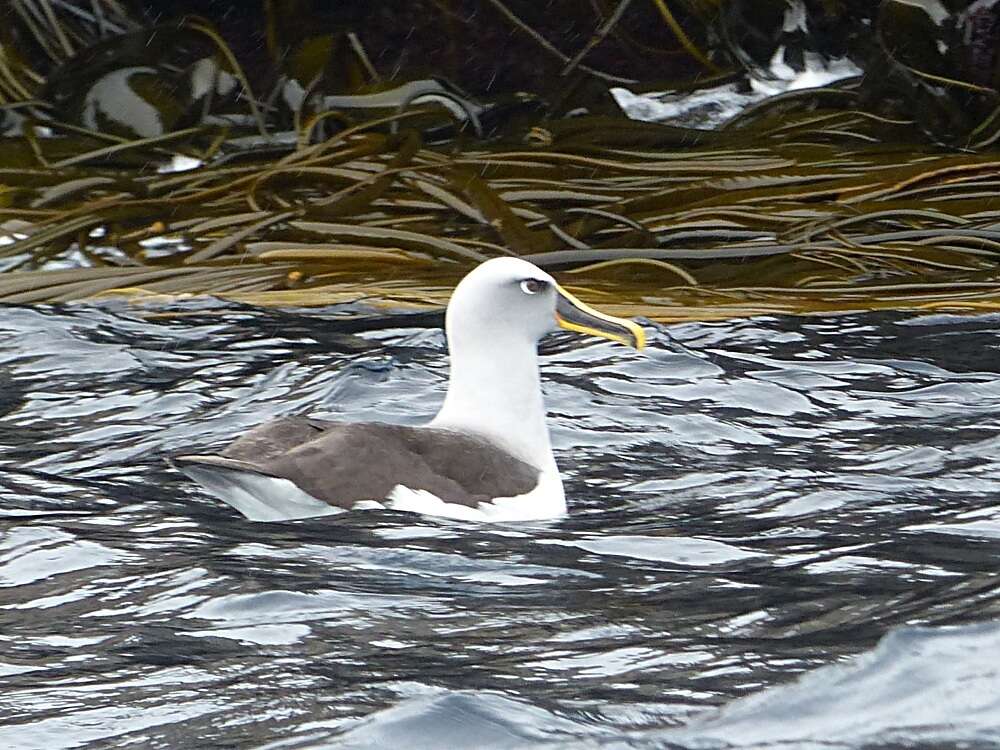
[1,106,999,319]
[0,2,999,320]
[649,0,720,74]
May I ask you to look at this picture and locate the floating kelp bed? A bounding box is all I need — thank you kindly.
[1,0,999,321]
[2,105,999,321]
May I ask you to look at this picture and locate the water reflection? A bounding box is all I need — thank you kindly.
[1,305,999,748]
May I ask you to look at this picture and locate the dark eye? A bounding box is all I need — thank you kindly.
[520,278,547,295]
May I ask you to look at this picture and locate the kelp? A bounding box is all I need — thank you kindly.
[0,1,998,322]
[1,105,998,320]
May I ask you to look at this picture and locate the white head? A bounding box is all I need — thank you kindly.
[444,257,645,352]
[431,258,644,470]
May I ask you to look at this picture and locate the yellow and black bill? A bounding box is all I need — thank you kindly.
[554,284,645,350]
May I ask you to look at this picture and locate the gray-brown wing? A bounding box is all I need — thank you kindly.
[258,422,540,508]
[220,416,338,463]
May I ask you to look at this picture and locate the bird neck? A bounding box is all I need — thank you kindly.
[430,333,555,471]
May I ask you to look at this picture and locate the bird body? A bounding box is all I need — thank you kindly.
[173,258,644,522]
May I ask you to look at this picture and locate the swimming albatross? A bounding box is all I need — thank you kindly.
[173,257,644,522]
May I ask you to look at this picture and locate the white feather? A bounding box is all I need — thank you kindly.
[179,465,343,523]
[386,469,565,522]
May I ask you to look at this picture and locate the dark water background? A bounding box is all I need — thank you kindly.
[2,302,1000,749]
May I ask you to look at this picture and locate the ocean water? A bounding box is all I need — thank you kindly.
[1,303,999,749]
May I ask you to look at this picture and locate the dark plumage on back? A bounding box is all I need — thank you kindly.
[174,416,540,509]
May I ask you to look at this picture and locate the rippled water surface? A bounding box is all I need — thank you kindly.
[2,303,1000,749]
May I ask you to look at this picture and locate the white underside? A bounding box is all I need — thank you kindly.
[180,465,345,523]
[179,465,566,523]
[383,469,565,522]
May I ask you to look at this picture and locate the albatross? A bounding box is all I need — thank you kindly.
[172,257,644,522]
